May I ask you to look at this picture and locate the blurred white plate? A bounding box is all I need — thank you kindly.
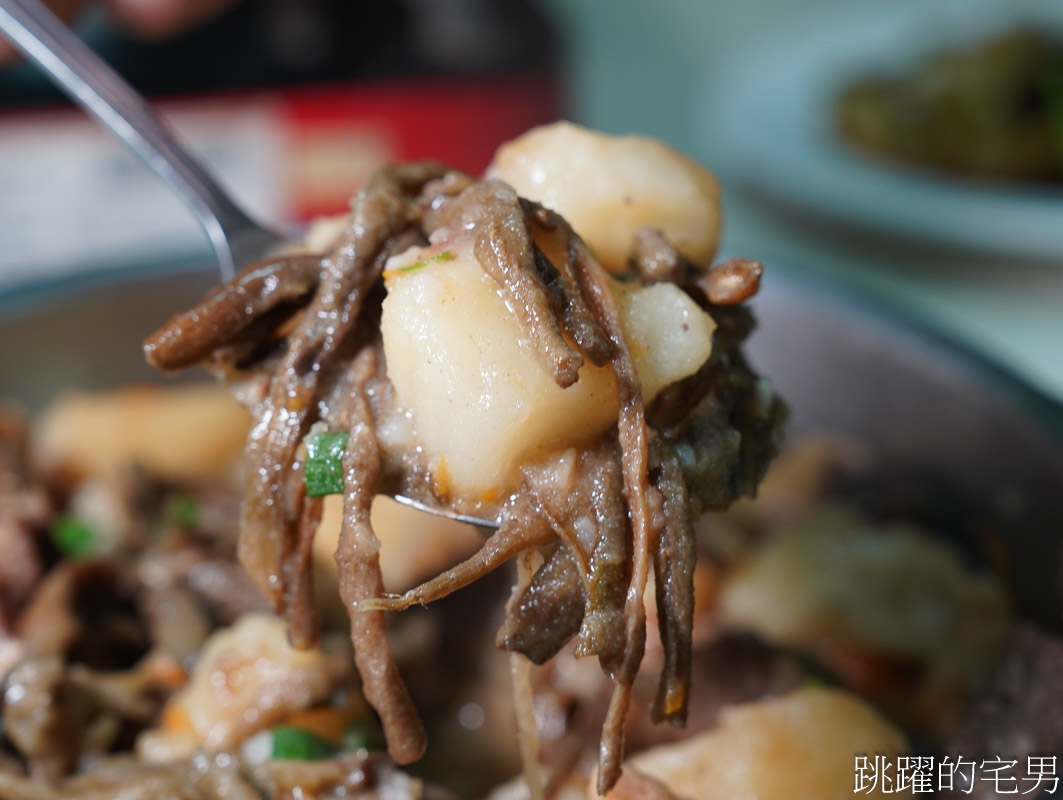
[702,0,1063,260]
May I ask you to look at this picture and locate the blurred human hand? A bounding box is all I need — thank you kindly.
[0,0,240,62]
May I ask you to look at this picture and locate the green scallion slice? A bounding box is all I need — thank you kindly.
[164,494,202,529]
[271,725,339,761]
[304,430,350,498]
[51,514,97,559]
[383,249,454,278]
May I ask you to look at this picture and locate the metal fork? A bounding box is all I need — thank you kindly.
[0,0,500,529]
[0,0,285,280]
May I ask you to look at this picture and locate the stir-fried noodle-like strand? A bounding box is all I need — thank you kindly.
[333,349,426,765]
[145,161,781,796]
[649,442,696,726]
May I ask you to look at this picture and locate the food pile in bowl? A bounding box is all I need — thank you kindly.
[0,123,1059,800]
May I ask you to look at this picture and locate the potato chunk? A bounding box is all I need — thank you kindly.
[718,507,1010,660]
[611,280,715,400]
[380,242,714,497]
[138,614,340,760]
[36,383,249,480]
[489,122,722,272]
[615,688,910,800]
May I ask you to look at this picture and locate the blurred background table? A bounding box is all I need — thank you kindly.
[547,0,1063,402]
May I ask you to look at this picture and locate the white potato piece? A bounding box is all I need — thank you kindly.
[611,280,715,400]
[612,688,910,800]
[488,122,721,272]
[718,507,1010,660]
[380,241,714,497]
[138,614,339,761]
[36,383,250,480]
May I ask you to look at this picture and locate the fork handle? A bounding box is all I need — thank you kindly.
[0,0,266,279]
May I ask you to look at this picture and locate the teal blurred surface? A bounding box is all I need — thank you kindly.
[546,0,1063,401]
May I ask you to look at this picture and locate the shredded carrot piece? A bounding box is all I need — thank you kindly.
[282,706,351,744]
[161,704,192,734]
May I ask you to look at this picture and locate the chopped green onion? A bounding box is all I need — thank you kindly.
[384,250,454,278]
[341,720,378,752]
[800,673,826,690]
[271,725,339,761]
[304,430,350,498]
[164,494,201,529]
[51,514,97,559]
[397,249,453,273]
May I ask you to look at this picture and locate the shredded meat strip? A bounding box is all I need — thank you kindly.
[143,253,322,371]
[497,543,587,665]
[516,198,666,790]
[630,228,763,307]
[360,494,553,613]
[240,164,446,620]
[332,348,426,765]
[521,446,628,665]
[569,234,661,795]
[649,442,695,726]
[284,494,323,649]
[511,552,545,800]
[697,258,763,305]
[425,180,609,387]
